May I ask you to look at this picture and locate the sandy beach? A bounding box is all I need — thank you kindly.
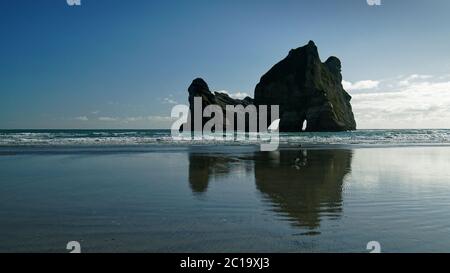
[1,144,450,252]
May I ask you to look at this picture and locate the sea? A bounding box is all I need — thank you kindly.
[0,129,449,147]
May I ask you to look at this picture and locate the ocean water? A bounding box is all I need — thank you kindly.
[0,129,449,147]
[1,129,450,252]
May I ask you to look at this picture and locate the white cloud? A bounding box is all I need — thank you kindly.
[351,74,450,129]
[342,80,380,91]
[74,116,88,121]
[163,98,177,104]
[96,115,175,123]
[161,95,178,105]
[122,115,176,128]
[217,90,250,100]
[90,115,176,128]
[98,117,117,121]
[89,116,176,123]
[146,115,175,121]
[398,74,432,86]
[124,116,144,122]
[233,92,250,100]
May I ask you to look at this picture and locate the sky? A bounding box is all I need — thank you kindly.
[1,0,450,129]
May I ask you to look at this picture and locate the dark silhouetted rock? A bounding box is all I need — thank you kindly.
[185,41,356,132]
[188,78,253,109]
[254,40,356,132]
[184,78,254,131]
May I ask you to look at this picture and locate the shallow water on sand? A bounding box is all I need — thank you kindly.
[1,146,450,252]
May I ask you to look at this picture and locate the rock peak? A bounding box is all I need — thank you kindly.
[189,78,209,91]
[325,56,342,81]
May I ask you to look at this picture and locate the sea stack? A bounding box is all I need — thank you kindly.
[186,78,254,131]
[186,40,356,132]
[254,40,356,132]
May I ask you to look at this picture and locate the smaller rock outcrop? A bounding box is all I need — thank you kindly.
[188,78,253,108]
[185,78,254,131]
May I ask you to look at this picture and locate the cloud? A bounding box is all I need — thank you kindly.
[124,116,143,122]
[163,98,178,104]
[91,115,175,124]
[342,80,380,91]
[217,90,250,99]
[87,115,176,128]
[161,95,178,105]
[398,74,432,86]
[146,115,175,121]
[98,117,117,121]
[350,74,450,129]
[232,92,250,99]
[74,116,88,121]
[121,115,176,128]
[124,115,175,123]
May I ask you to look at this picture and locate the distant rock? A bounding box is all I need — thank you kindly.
[254,40,356,132]
[185,41,356,132]
[185,78,254,131]
[188,78,253,109]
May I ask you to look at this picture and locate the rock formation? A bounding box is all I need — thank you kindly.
[186,40,356,132]
[188,78,253,110]
[254,40,356,131]
[185,78,254,131]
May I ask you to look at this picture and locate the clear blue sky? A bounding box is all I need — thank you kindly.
[1,0,450,129]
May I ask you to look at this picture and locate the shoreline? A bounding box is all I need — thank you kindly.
[1,142,450,156]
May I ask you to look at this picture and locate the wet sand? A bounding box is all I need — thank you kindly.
[1,145,450,252]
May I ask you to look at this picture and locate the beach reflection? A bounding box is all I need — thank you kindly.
[188,149,353,231]
[254,149,352,231]
[188,152,253,194]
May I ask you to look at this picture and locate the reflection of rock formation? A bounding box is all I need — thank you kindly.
[187,149,352,231]
[254,149,353,230]
[188,154,214,193]
[188,153,252,194]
